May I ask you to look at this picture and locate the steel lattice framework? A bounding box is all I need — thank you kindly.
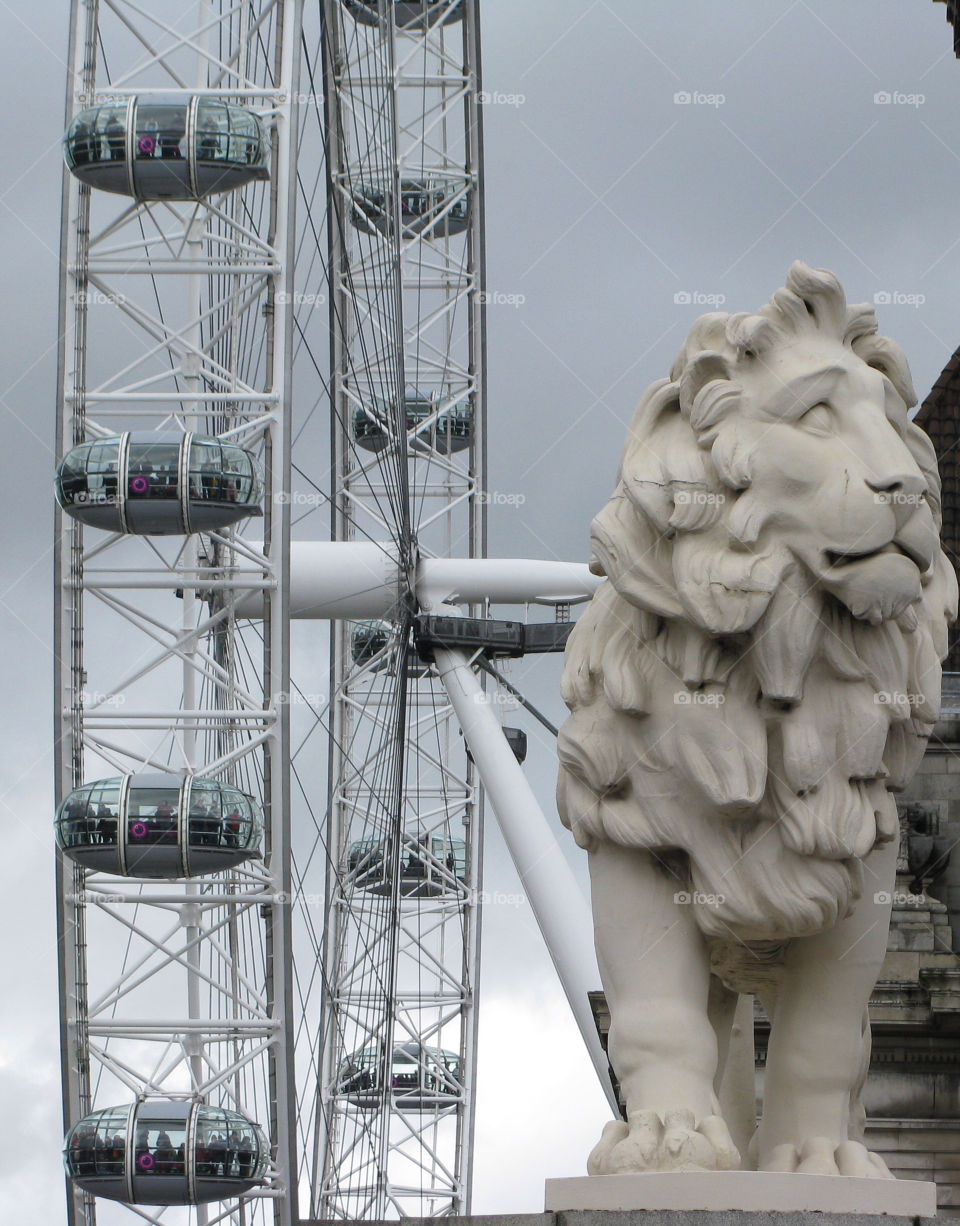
[54,2,617,1222]
[312,1,487,1216]
[54,0,301,1222]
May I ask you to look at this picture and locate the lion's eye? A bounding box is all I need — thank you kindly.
[799,403,832,436]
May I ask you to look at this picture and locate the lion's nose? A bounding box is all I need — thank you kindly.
[865,471,927,528]
[865,472,926,500]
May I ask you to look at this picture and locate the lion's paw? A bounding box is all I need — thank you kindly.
[587,1120,630,1175]
[588,1110,740,1174]
[762,1137,894,1179]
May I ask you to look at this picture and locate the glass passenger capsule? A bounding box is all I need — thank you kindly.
[338,1042,464,1110]
[56,772,263,878]
[351,177,469,238]
[353,393,473,455]
[63,97,269,200]
[343,0,464,30]
[350,620,434,679]
[55,432,263,535]
[345,833,466,897]
[503,726,527,765]
[64,1100,269,1205]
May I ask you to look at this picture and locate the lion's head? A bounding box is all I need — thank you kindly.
[557,262,958,943]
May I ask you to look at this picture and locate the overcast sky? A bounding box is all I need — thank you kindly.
[3,0,960,1220]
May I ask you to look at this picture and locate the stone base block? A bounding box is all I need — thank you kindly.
[544,1172,937,1216]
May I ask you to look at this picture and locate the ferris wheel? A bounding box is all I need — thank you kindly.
[53,2,615,1223]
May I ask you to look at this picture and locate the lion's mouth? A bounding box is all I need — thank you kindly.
[824,541,899,569]
[825,536,931,573]
[825,545,888,567]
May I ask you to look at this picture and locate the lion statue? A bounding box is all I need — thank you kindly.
[557,262,957,1179]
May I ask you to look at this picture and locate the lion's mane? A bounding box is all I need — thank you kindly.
[557,262,958,943]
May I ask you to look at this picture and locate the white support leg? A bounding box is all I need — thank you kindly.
[433,645,619,1115]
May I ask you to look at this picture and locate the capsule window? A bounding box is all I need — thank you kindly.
[194,1107,230,1176]
[195,100,262,167]
[65,1106,129,1179]
[196,101,228,162]
[59,786,97,848]
[57,443,92,506]
[190,780,242,851]
[187,439,260,506]
[100,107,128,162]
[222,444,259,502]
[85,439,121,506]
[227,109,260,165]
[127,440,180,501]
[391,1049,419,1090]
[195,1108,262,1179]
[349,840,385,872]
[86,782,121,847]
[135,104,187,163]
[187,779,222,850]
[127,786,180,847]
[188,439,224,502]
[432,835,466,881]
[134,1116,187,1178]
[221,789,252,850]
[67,106,127,168]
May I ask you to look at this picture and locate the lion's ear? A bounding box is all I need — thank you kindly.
[851,332,917,408]
[678,351,733,419]
[678,352,744,446]
[621,405,725,535]
[903,420,943,527]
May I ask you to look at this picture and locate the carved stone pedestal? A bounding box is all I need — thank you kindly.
[544,1172,937,1216]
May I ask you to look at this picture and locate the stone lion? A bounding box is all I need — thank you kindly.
[557,263,957,1179]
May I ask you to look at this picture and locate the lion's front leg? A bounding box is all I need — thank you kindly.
[756,834,897,1177]
[587,842,740,1173]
